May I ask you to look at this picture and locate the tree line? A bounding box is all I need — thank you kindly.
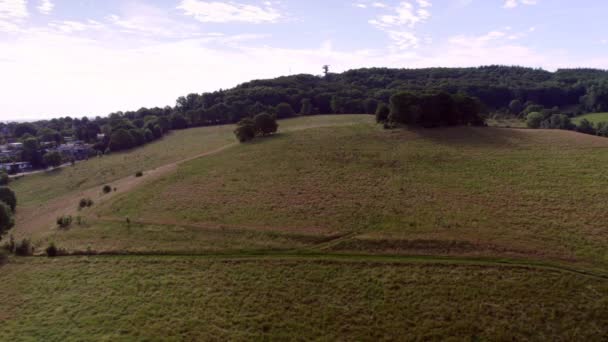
[4,66,608,156]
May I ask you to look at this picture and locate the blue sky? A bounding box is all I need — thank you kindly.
[1,0,607,120]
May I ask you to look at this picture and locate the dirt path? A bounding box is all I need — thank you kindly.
[13,143,237,238]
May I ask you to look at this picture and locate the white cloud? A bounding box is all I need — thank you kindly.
[368,1,432,50]
[0,0,28,19]
[177,0,282,24]
[37,0,53,15]
[48,20,104,33]
[504,0,538,9]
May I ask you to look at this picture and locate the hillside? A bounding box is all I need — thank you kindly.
[2,116,608,340]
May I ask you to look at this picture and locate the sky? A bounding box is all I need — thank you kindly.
[1,0,608,120]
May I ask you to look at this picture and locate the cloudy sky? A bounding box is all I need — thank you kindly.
[1,0,607,120]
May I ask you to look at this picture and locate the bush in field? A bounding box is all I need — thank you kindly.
[0,171,8,186]
[526,112,543,128]
[79,198,93,209]
[43,151,63,169]
[57,215,73,228]
[0,187,17,212]
[375,102,390,123]
[46,243,59,257]
[234,118,256,142]
[135,171,144,177]
[253,113,278,136]
[0,202,14,238]
[14,238,32,256]
[102,185,112,194]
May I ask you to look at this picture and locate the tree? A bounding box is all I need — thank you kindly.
[43,151,63,169]
[14,123,37,138]
[0,202,14,239]
[375,103,390,123]
[170,113,188,129]
[577,119,595,135]
[300,99,313,115]
[0,187,17,212]
[526,112,544,129]
[234,119,256,143]
[275,103,295,119]
[509,99,523,115]
[254,113,278,136]
[108,129,134,152]
[0,171,8,186]
[21,137,43,168]
[541,114,572,130]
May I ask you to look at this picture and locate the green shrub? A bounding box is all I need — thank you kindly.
[57,215,73,228]
[78,198,93,209]
[135,171,143,177]
[14,238,32,256]
[102,185,112,194]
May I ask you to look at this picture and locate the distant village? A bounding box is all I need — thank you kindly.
[0,124,103,174]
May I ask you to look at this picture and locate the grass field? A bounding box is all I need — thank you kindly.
[572,112,608,125]
[1,257,606,341]
[4,115,608,339]
[59,124,608,269]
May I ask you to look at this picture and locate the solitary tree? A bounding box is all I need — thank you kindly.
[375,103,390,123]
[43,151,63,169]
[234,119,256,143]
[322,65,330,77]
[0,187,16,212]
[526,112,544,129]
[254,113,278,136]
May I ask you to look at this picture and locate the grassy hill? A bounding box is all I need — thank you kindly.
[2,115,608,340]
[572,112,608,125]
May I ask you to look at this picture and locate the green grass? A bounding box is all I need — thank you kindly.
[11,115,372,207]
[1,256,606,341]
[572,112,608,125]
[76,124,608,268]
[8,115,608,339]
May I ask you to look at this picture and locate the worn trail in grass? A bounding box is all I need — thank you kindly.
[12,115,373,240]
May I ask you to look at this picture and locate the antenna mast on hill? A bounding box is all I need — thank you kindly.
[322,65,330,77]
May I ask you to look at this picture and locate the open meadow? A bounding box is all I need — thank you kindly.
[3,115,608,339]
[572,112,608,125]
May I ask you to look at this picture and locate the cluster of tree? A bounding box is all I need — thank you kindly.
[234,113,279,142]
[378,92,485,127]
[526,111,574,130]
[0,177,17,241]
[6,66,608,155]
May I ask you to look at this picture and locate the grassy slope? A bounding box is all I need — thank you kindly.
[1,257,606,341]
[11,115,372,207]
[5,116,608,339]
[572,112,608,125]
[67,124,608,268]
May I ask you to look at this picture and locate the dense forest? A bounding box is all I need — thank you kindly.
[3,65,608,155]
